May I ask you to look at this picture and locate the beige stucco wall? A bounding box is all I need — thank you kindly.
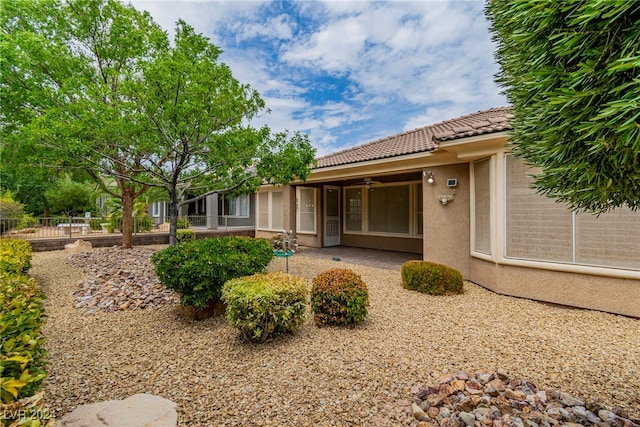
[422,164,471,276]
[469,257,640,318]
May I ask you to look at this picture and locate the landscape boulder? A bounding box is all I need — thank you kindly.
[59,393,177,427]
[64,240,92,255]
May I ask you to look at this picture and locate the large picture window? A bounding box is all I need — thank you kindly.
[368,185,410,234]
[343,182,421,237]
[505,155,640,270]
[297,187,317,233]
[257,191,283,231]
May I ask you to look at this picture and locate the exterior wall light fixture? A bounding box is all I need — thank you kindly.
[425,171,435,184]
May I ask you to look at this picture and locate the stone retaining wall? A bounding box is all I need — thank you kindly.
[27,228,255,252]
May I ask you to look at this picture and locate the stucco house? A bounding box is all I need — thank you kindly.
[150,193,255,229]
[256,107,640,318]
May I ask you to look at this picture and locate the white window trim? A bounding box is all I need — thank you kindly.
[296,187,317,235]
[342,181,423,238]
[256,191,284,232]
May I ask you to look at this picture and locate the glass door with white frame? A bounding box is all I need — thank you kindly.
[324,186,340,246]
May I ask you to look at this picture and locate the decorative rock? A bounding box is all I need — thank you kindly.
[411,371,638,427]
[459,411,475,427]
[412,402,430,422]
[64,240,92,254]
[560,392,585,407]
[67,247,178,313]
[59,393,177,426]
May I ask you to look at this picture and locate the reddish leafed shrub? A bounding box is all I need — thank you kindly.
[311,268,369,327]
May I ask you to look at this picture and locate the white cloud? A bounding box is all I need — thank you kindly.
[232,14,296,42]
[130,0,506,155]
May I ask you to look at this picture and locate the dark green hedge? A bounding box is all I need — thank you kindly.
[151,236,274,308]
[401,260,463,295]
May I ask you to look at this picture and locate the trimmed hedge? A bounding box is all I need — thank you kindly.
[0,272,47,404]
[401,260,463,295]
[151,236,274,309]
[222,272,307,342]
[0,238,32,274]
[311,268,369,327]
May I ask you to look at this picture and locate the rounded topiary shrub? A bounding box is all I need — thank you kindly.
[222,272,307,342]
[311,268,369,327]
[401,260,463,295]
[151,236,274,312]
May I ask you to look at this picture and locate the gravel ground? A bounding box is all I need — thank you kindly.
[31,247,640,426]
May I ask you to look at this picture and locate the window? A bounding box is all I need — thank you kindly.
[226,194,249,217]
[368,185,410,234]
[575,207,640,269]
[297,187,316,233]
[415,184,423,236]
[257,191,283,231]
[504,155,640,270]
[473,159,491,254]
[345,188,363,232]
[151,201,163,218]
[505,155,573,262]
[343,182,422,237]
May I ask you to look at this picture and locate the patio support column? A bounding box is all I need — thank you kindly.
[206,194,218,230]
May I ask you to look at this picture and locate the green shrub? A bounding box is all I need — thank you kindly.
[0,272,47,403]
[135,215,153,232]
[0,193,25,234]
[176,229,196,244]
[0,239,32,274]
[151,236,274,309]
[176,216,191,229]
[401,260,463,295]
[311,268,369,327]
[222,272,307,342]
[89,218,103,231]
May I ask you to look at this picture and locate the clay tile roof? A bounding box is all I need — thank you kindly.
[315,107,512,169]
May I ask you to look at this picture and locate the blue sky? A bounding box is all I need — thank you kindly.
[131,0,506,156]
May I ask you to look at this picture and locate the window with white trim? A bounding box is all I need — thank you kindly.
[257,191,283,231]
[296,187,317,233]
[473,158,491,254]
[343,182,422,237]
[505,155,640,270]
[345,188,363,232]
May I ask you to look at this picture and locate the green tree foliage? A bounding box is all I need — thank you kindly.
[44,174,96,216]
[127,21,316,245]
[486,1,640,213]
[1,1,316,247]
[1,0,164,247]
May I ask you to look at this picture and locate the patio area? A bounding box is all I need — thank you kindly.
[295,246,421,270]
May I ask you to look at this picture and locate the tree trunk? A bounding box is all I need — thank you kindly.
[168,188,179,246]
[121,189,135,249]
